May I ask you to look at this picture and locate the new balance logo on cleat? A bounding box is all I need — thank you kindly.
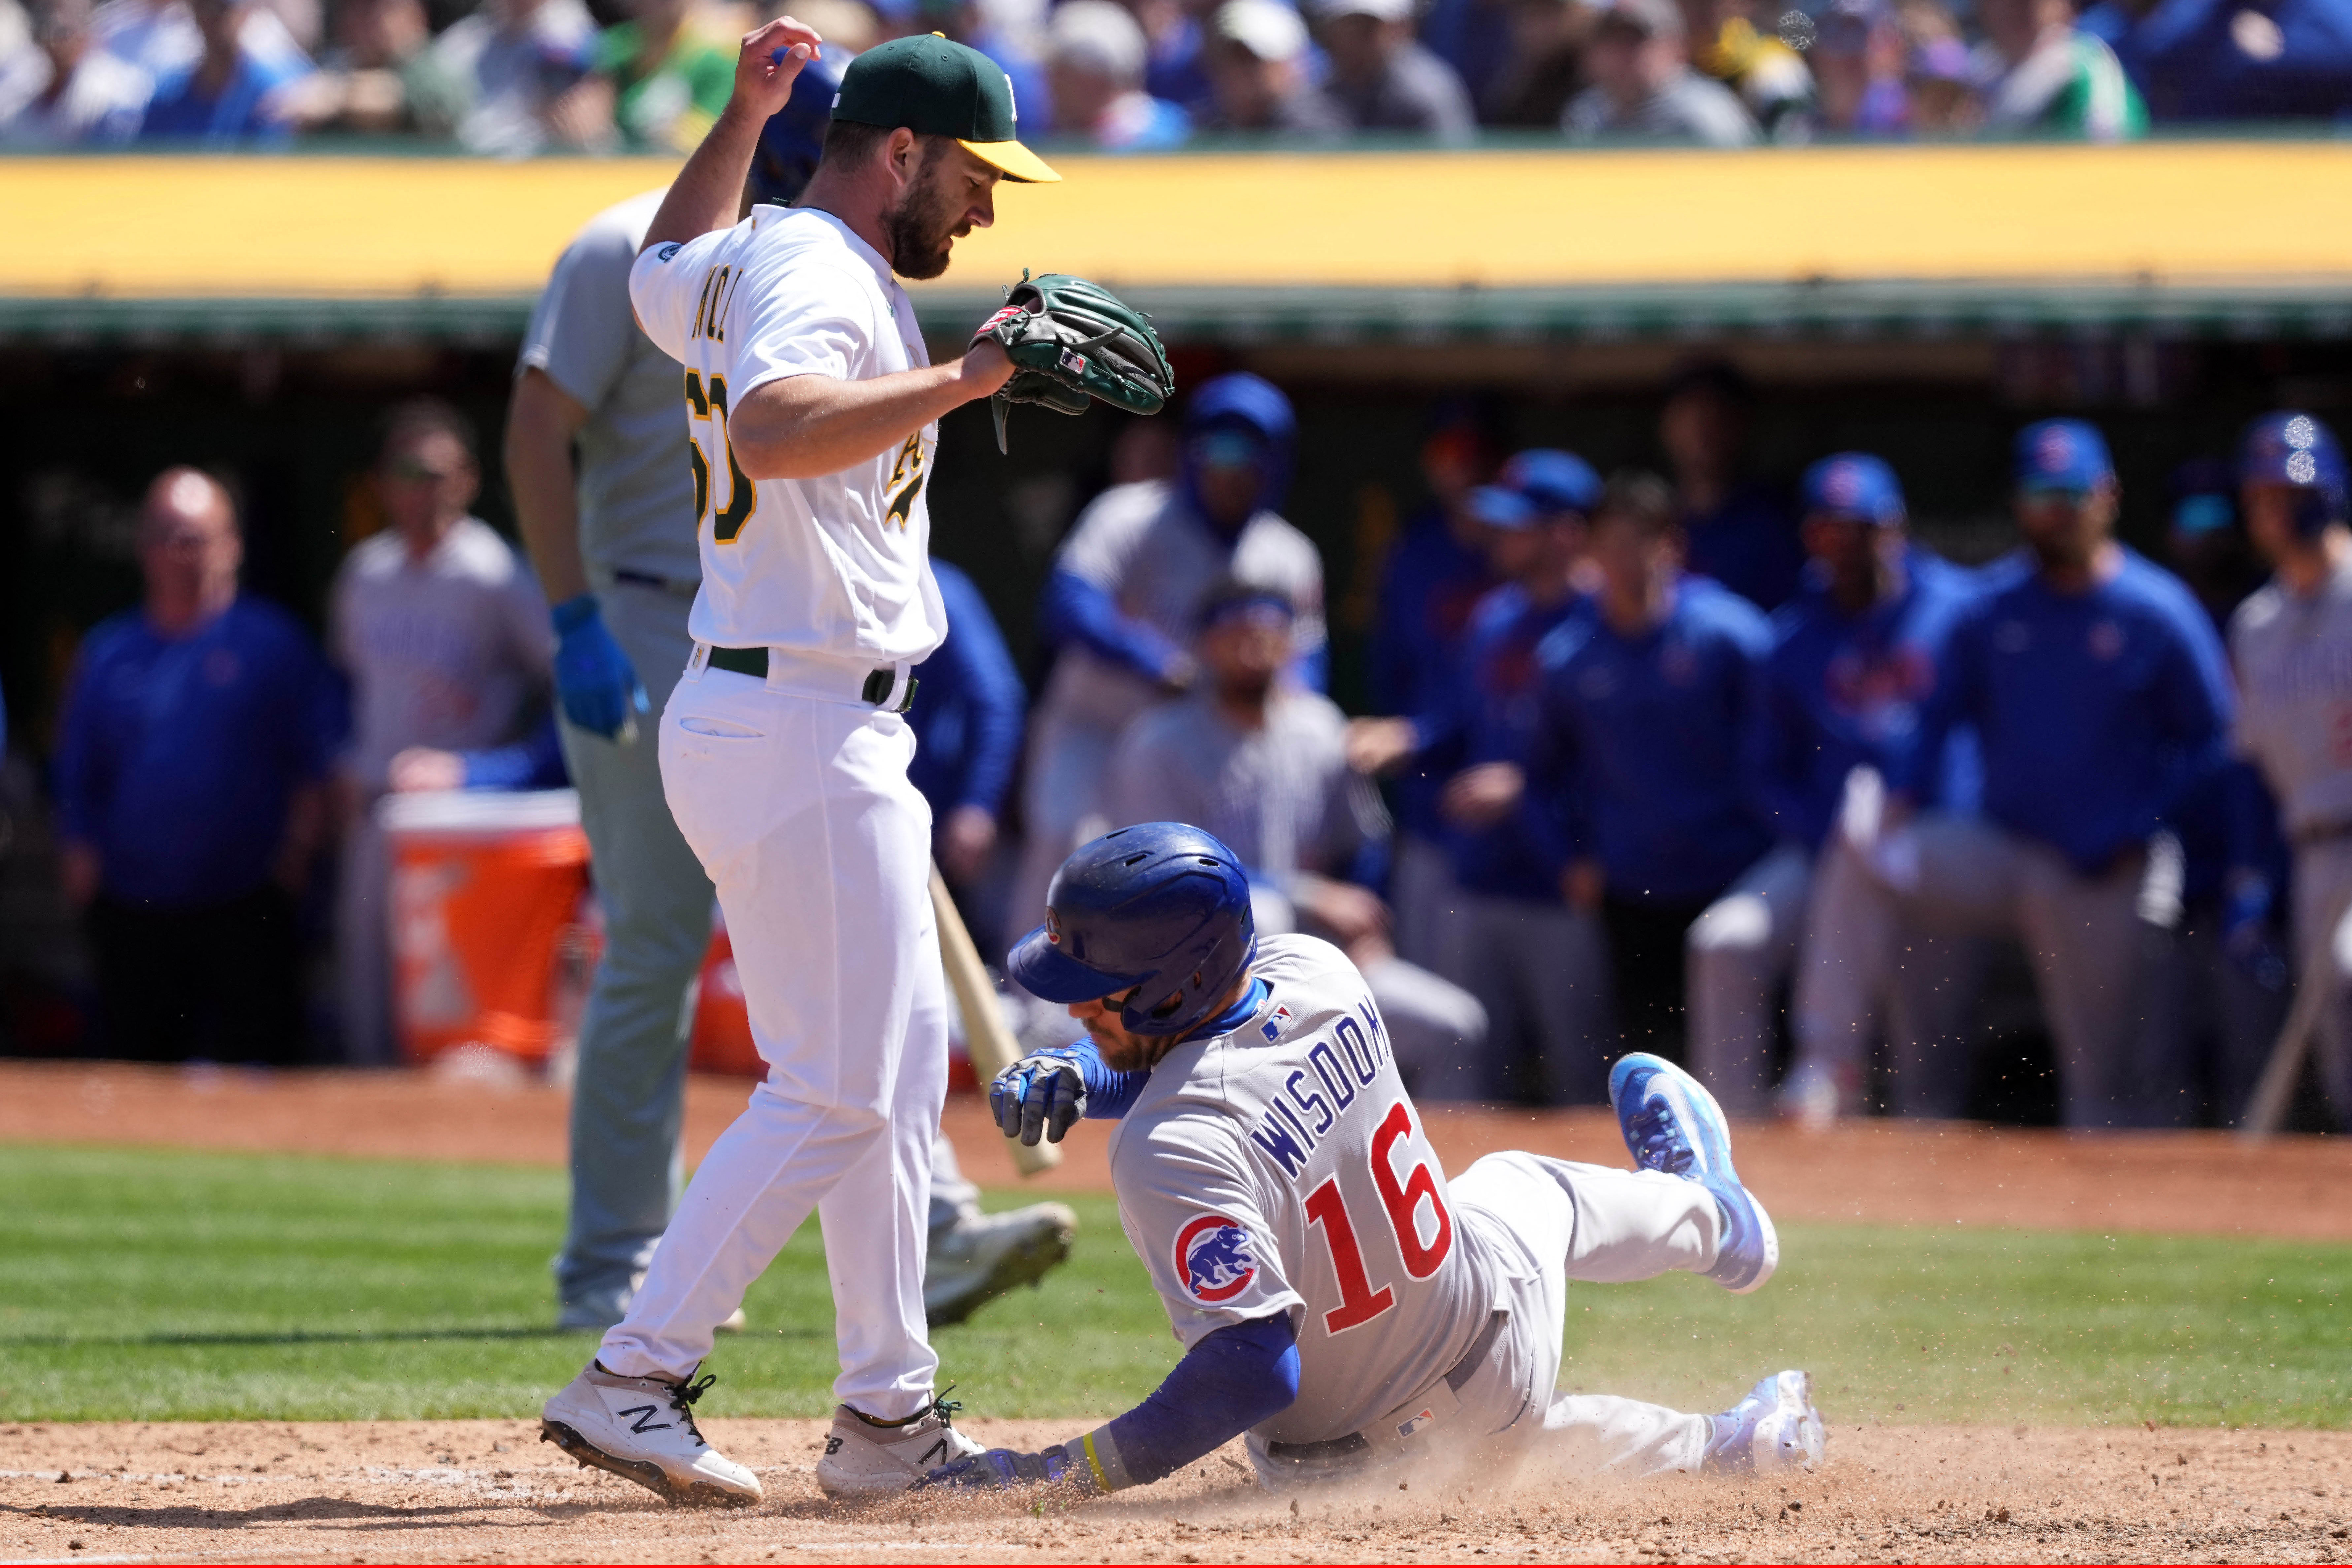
[919,1437,951,1467]
[620,1404,673,1435]
[825,1435,842,1457]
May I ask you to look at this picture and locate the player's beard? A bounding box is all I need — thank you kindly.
[883,149,966,282]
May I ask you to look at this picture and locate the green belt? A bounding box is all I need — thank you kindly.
[706,646,916,714]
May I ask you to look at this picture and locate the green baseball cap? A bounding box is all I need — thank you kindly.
[831,33,1060,183]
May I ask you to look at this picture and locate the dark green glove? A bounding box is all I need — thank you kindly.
[971,272,1175,453]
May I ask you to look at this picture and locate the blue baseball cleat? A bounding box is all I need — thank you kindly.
[1703,1370,1825,1474]
[1608,1052,1779,1293]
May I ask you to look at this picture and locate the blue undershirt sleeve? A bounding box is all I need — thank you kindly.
[458,715,570,791]
[1073,1314,1300,1491]
[1039,568,1186,685]
[1034,1039,1148,1122]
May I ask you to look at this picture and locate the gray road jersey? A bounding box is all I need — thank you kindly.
[1040,480,1326,732]
[1110,934,1493,1446]
[2230,557,2352,835]
[1106,688,1388,890]
[517,190,702,587]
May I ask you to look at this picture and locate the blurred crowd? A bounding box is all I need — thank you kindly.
[16,350,2352,1137]
[3,0,2350,151]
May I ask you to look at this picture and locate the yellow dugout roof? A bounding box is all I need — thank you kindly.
[4,141,2350,341]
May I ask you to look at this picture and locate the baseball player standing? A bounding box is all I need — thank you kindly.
[927,823,1821,1495]
[2229,411,2352,1124]
[509,57,1073,1337]
[537,24,1138,1505]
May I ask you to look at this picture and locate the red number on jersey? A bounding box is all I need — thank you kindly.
[1370,1100,1453,1279]
[1304,1178,1395,1334]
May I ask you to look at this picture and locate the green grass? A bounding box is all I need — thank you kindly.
[3,1143,2348,1429]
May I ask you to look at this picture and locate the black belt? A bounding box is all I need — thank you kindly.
[1263,1310,1507,1464]
[705,645,918,714]
[611,568,699,597]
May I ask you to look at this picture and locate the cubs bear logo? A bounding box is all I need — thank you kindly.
[1175,1215,1257,1303]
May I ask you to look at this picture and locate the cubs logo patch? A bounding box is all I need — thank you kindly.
[1260,1004,1292,1042]
[1059,348,1088,375]
[1175,1215,1257,1304]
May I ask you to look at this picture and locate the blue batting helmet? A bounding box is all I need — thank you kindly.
[1801,452,1906,526]
[2239,411,2348,536]
[746,52,845,209]
[1007,823,1257,1039]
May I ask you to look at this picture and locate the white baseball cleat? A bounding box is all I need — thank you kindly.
[540,1362,762,1507]
[816,1394,985,1497]
[1704,1369,1825,1475]
[924,1202,1078,1327]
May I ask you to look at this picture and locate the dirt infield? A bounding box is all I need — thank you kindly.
[5,1059,2351,1240]
[7,1416,2350,1564]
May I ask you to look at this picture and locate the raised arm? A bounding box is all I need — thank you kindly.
[642,17,823,252]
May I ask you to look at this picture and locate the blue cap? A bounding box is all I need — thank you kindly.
[2014,419,2114,494]
[1467,447,1602,531]
[2239,411,2349,536]
[1800,452,1905,526]
[745,52,847,209]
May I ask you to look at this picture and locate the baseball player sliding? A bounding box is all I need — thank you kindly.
[539,21,1171,1506]
[929,822,1823,1496]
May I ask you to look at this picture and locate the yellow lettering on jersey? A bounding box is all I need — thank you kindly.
[887,431,926,488]
[683,368,755,544]
[885,471,925,532]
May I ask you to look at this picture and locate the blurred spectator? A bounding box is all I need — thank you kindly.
[2106,0,2352,123]
[384,714,567,792]
[1127,0,1213,113]
[1418,0,1515,110]
[1810,0,1908,134]
[871,0,1051,136]
[1479,0,1588,125]
[592,0,729,150]
[2231,412,2352,1127]
[1660,359,1802,611]
[1562,0,1757,144]
[1725,454,1980,1123]
[1527,472,1773,1067]
[138,0,309,141]
[1016,372,1322,958]
[784,0,880,52]
[0,0,153,142]
[1107,579,1489,1098]
[1899,0,1977,131]
[908,561,1027,891]
[330,400,552,1063]
[279,0,461,134]
[1308,0,1476,139]
[89,0,303,83]
[429,0,603,155]
[1435,453,1612,1103]
[2166,458,2263,629]
[1350,404,1501,980]
[1683,0,1810,136]
[1831,420,2231,1127]
[1973,0,2144,139]
[1046,0,1188,147]
[53,468,334,1065]
[1199,0,1345,133]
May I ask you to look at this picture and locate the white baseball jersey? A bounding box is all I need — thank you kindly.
[2230,556,2352,835]
[1110,934,1492,1447]
[627,206,946,665]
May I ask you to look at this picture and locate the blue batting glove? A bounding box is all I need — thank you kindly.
[990,1052,1087,1147]
[551,594,649,741]
[919,1445,1084,1491]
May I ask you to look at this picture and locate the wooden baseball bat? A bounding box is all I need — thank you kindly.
[931,863,1060,1175]
[2237,884,2352,1140]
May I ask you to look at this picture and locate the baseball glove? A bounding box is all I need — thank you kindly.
[971,272,1173,453]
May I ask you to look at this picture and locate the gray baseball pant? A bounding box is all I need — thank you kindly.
[1458,893,1613,1104]
[1833,814,2152,1127]
[2291,837,2352,1123]
[1391,830,1474,986]
[552,580,716,1321]
[1684,844,1811,1116]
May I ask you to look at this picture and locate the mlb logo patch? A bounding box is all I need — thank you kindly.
[1176,1215,1258,1304]
[1395,1408,1437,1441]
[1261,1005,1292,1042]
[1059,348,1088,375]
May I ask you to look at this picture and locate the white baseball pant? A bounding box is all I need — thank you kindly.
[2290,837,2352,1121]
[597,657,947,1420]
